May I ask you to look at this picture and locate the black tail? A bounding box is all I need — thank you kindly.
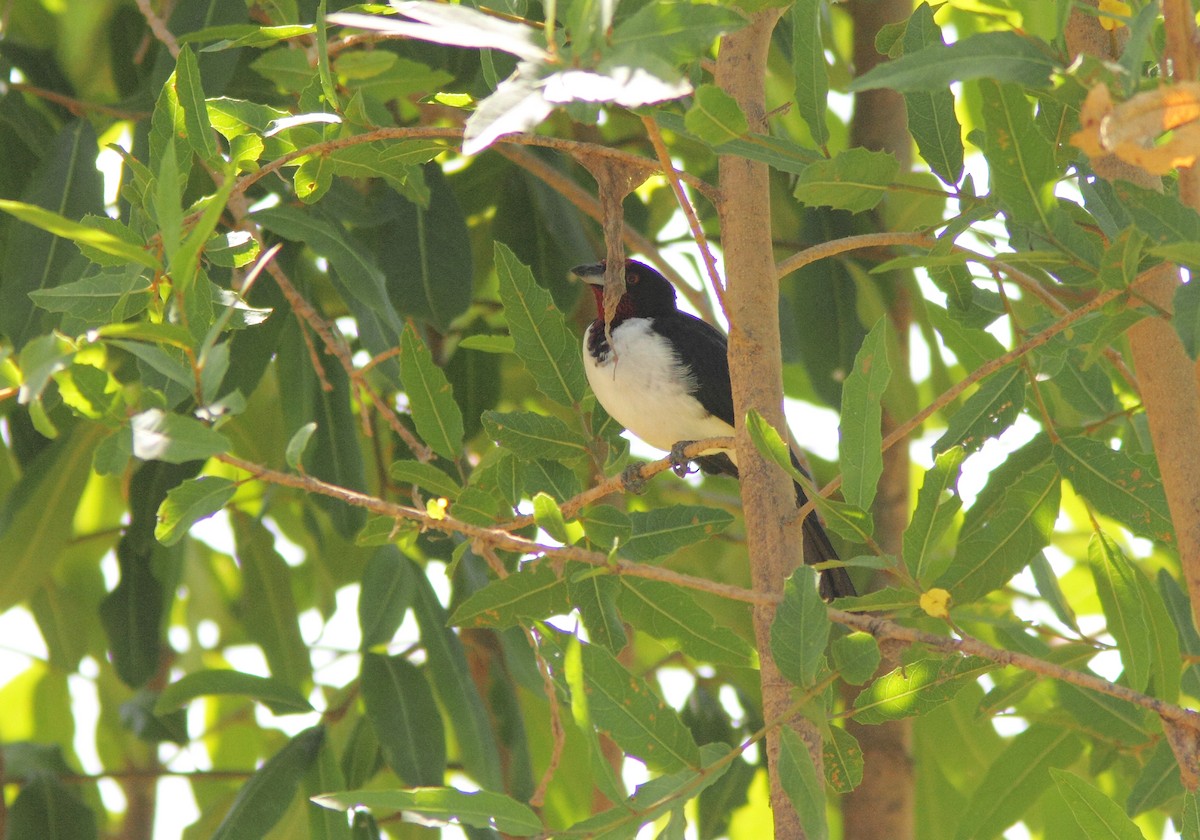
[695,453,857,600]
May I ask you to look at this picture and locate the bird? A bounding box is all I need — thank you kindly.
[573,259,856,600]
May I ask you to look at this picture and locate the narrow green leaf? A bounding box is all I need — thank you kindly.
[791,0,829,147]
[457,334,514,354]
[618,578,753,666]
[155,669,314,715]
[131,409,230,464]
[1185,792,1200,840]
[174,45,220,162]
[1088,532,1152,692]
[412,572,503,790]
[610,2,744,61]
[481,410,591,463]
[580,639,701,772]
[570,573,626,653]
[360,654,445,786]
[840,316,891,511]
[902,3,964,185]
[449,564,569,629]
[793,147,899,214]
[849,31,1057,92]
[1054,684,1150,746]
[313,788,542,836]
[953,725,1083,840]
[1138,573,1182,702]
[980,80,1057,234]
[213,727,324,840]
[0,200,157,269]
[823,726,864,795]
[1127,739,1183,817]
[771,568,831,688]
[779,726,828,840]
[532,492,570,543]
[1158,570,1200,699]
[155,475,236,546]
[904,446,965,585]
[0,422,105,612]
[399,323,464,460]
[285,422,317,470]
[358,546,416,650]
[684,84,748,145]
[1054,436,1174,546]
[854,656,993,724]
[1050,769,1144,840]
[494,242,586,406]
[934,365,1024,454]
[232,512,312,689]
[29,267,151,324]
[1174,279,1200,359]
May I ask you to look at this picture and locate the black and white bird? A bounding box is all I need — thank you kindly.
[574,259,856,601]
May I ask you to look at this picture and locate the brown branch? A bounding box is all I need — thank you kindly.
[8,83,149,121]
[135,0,180,58]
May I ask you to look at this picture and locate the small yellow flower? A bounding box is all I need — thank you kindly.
[1099,0,1132,31]
[920,588,952,620]
[426,497,448,520]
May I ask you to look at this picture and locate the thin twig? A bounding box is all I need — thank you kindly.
[135,0,180,58]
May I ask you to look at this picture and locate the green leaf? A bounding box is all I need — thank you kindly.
[6,775,97,840]
[313,788,542,836]
[622,505,734,561]
[831,631,882,685]
[954,725,1082,840]
[175,45,220,162]
[155,475,236,546]
[570,573,626,653]
[618,578,754,666]
[1185,793,1200,840]
[0,422,105,612]
[411,571,503,790]
[791,0,829,147]
[358,546,416,650]
[1054,436,1174,546]
[938,437,1060,602]
[902,3,963,185]
[0,120,105,348]
[284,421,316,470]
[360,653,445,786]
[231,512,312,689]
[823,726,864,795]
[779,726,828,840]
[771,568,831,688]
[1088,532,1152,692]
[1138,572,1182,702]
[399,323,464,460]
[0,200,157,270]
[481,410,591,463]
[130,409,231,464]
[449,564,569,629]
[840,316,891,510]
[213,726,324,840]
[854,656,993,724]
[1127,739,1183,817]
[28,267,151,325]
[980,80,1057,234]
[579,639,701,772]
[388,460,461,500]
[532,492,570,543]
[1174,278,1200,359]
[850,31,1057,92]
[904,446,964,585]
[934,365,1024,454]
[458,334,514,354]
[793,147,899,214]
[494,243,587,406]
[1050,769,1145,840]
[610,2,744,62]
[684,84,748,145]
[746,410,875,543]
[155,669,314,715]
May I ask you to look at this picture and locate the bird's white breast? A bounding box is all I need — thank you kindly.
[583,319,735,455]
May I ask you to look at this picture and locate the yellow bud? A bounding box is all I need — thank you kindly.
[1098,0,1131,31]
[919,588,952,620]
[426,497,448,520]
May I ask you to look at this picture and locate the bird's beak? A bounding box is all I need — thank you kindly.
[571,263,606,285]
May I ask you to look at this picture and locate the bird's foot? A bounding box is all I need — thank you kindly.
[620,462,649,494]
[669,441,698,478]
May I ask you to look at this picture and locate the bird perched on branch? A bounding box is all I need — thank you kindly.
[573,259,856,601]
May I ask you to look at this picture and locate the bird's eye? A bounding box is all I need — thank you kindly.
[626,272,639,285]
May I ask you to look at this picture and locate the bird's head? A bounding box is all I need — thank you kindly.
[571,259,678,322]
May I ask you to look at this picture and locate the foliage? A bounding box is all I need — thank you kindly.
[0,0,1198,838]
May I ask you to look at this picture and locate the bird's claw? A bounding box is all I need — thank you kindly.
[620,463,648,494]
[669,441,697,477]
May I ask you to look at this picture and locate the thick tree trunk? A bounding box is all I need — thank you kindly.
[843,2,917,839]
